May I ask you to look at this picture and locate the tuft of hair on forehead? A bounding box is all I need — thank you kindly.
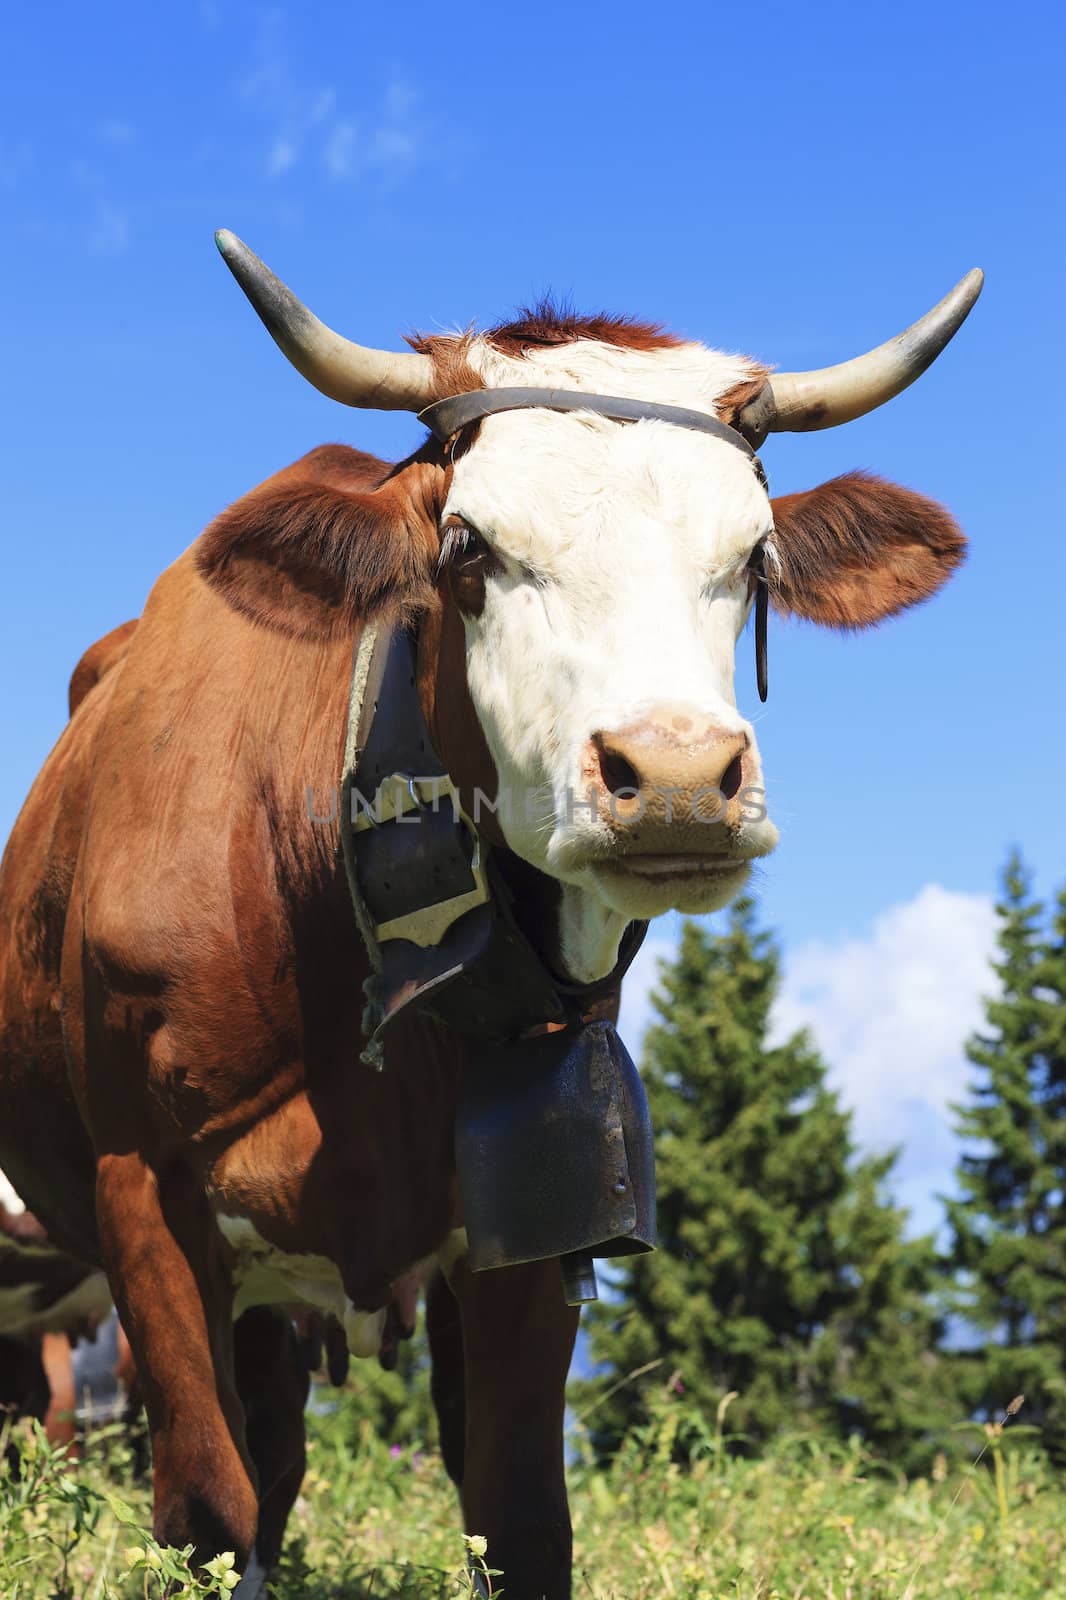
[407,296,770,424]
[408,294,685,363]
[407,295,692,396]
[483,296,687,356]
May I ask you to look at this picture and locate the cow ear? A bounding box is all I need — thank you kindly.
[769,471,966,629]
[196,446,442,639]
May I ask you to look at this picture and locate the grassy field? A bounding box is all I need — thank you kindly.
[2,1390,1064,1599]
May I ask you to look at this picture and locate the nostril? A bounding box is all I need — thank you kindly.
[597,745,641,797]
[720,752,744,800]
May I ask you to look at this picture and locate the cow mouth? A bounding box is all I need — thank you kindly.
[586,852,752,917]
[594,853,751,886]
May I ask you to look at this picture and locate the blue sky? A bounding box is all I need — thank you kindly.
[3,0,1064,1228]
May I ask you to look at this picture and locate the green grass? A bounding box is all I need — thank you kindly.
[2,1396,1064,1599]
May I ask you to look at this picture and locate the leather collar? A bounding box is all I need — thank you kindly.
[341,626,647,1064]
[420,386,766,485]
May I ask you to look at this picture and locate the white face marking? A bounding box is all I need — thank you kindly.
[0,1169,27,1216]
[443,338,780,981]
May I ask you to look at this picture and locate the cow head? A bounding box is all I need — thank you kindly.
[211,234,976,980]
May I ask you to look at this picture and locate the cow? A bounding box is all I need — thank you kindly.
[0,1169,113,1450]
[0,631,138,1453]
[0,233,980,1598]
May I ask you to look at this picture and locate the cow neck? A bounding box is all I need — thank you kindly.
[341,614,646,1068]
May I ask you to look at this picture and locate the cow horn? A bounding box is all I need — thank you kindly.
[215,230,437,412]
[739,269,984,441]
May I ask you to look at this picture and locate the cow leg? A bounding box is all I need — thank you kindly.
[451,1257,579,1600]
[426,1266,466,1486]
[39,1331,78,1449]
[0,1334,49,1471]
[95,1152,259,1564]
[231,1306,309,1594]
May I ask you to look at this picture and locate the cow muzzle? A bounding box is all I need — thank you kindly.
[585,704,754,842]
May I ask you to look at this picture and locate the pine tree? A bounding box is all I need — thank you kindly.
[947,853,1066,1453]
[581,900,951,1466]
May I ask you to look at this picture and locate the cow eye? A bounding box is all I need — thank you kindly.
[439,517,501,615]
[439,517,492,571]
[746,540,769,591]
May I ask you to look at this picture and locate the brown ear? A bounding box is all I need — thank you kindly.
[769,471,966,629]
[196,445,443,639]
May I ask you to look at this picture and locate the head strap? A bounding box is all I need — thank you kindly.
[419,387,765,482]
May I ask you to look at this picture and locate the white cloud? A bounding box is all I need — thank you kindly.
[771,885,997,1158]
[267,135,298,177]
[98,119,136,146]
[71,161,130,256]
[87,199,130,257]
[617,886,999,1230]
[323,119,357,180]
[319,81,422,184]
[0,137,32,190]
[237,14,423,185]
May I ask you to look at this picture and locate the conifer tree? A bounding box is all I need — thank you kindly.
[581,900,951,1465]
[947,854,1066,1453]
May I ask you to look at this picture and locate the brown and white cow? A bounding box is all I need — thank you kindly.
[0,1170,113,1449]
[0,632,142,1454]
[0,237,978,1597]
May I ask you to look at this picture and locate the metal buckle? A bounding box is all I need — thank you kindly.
[352,773,435,830]
[353,773,492,948]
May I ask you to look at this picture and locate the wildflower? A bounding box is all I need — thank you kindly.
[465,1533,488,1558]
[205,1551,241,1590]
[124,1546,163,1571]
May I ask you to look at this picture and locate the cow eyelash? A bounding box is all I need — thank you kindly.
[437,519,489,574]
[746,541,769,584]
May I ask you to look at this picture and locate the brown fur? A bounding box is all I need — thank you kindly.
[0,423,964,1596]
[195,445,446,640]
[68,619,138,717]
[715,372,771,428]
[771,471,966,629]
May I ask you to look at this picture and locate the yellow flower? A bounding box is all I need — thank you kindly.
[123,1546,146,1569]
[465,1533,488,1558]
[205,1551,242,1589]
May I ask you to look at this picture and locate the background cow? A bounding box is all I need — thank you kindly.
[0,629,138,1451]
[0,1170,113,1449]
[0,238,978,1598]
